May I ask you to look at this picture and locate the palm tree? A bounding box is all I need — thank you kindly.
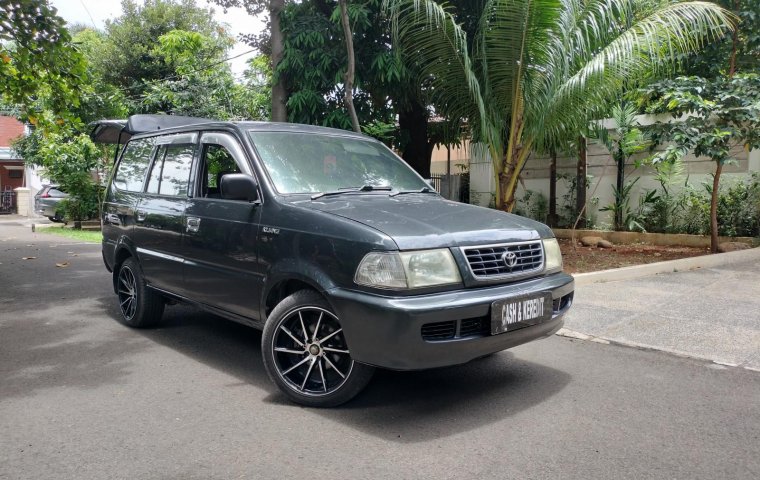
[384,0,734,210]
[589,102,650,230]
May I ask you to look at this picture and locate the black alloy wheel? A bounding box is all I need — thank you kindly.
[117,264,138,321]
[262,290,374,407]
[115,257,165,328]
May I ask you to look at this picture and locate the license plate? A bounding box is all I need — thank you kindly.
[491,292,552,335]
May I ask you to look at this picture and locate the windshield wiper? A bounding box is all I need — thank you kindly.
[389,187,435,197]
[311,185,392,200]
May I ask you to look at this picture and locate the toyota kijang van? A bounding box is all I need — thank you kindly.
[91,115,574,407]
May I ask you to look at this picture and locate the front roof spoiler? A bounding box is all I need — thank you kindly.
[89,114,214,145]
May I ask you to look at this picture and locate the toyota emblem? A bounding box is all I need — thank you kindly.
[502,251,518,268]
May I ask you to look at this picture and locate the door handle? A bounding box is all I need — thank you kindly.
[186,216,201,233]
[136,209,147,222]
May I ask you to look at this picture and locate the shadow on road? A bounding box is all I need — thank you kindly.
[0,297,149,401]
[115,300,571,443]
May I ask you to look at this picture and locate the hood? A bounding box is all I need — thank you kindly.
[290,194,553,250]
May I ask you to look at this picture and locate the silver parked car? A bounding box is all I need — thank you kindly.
[34,185,68,222]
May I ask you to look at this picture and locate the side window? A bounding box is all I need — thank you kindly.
[145,148,166,195]
[145,144,195,197]
[200,144,243,198]
[113,138,155,192]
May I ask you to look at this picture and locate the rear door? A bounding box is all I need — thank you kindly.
[182,131,264,320]
[102,137,157,268]
[132,133,196,293]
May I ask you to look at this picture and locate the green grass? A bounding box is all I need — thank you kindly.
[37,226,102,243]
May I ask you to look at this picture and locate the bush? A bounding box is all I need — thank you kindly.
[514,189,547,222]
[640,174,760,237]
[717,174,760,237]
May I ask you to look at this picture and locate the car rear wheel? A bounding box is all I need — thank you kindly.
[262,290,374,407]
[116,257,165,328]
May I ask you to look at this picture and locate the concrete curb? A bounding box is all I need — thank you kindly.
[572,247,760,286]
[556,328,759,372]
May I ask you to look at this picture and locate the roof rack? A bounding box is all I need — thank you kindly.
[89,114,214,145]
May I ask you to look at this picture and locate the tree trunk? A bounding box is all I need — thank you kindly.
[576,136,587,228]
[339,0,360,133]
[446,144,452,199]
[614,149,625,230]
[501,139,532,212]
[499,171,510,210]
[710,162,723,253]
[270,0,287,122]
[548,149,557,227]
[728,0,739,76]
[398,101,431,178]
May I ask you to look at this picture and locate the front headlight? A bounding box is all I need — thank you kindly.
[543,238,563,272]
[355,249,462,289]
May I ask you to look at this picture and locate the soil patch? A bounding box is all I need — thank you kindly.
[559,238,710,274]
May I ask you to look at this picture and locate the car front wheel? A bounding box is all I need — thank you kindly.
[116,257,165,328]
[262,290,374,407]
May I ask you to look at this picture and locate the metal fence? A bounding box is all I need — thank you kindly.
[431,174,468,203]
[0,191,16,214]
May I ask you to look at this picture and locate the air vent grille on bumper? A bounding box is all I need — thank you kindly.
[462,241,544,279]
[420,321,457,341]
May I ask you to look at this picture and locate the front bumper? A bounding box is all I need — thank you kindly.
[326,272,574,370]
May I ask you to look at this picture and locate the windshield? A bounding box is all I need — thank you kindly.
[247,131,430,194]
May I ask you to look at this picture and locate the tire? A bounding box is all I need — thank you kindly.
[48,214,63,223]
[262,290,375,407]
[116,257,165,328]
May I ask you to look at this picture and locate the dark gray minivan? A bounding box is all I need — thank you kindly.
[92,114,574,407]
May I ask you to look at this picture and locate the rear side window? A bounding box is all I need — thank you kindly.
[113,138,156,192]
[145,144,195,197]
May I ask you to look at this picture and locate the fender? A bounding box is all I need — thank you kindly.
[111,236,139,293]
[259,257,339,321]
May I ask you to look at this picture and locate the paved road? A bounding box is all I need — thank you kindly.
[1,221,759,479]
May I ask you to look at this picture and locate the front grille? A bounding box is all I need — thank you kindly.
[462,241,544,279]
[421,320,456,341]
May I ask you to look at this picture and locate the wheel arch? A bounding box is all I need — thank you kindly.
[111,240,138,294]
[261,261,341,321]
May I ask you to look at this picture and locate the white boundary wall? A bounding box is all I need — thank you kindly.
[455,114,760,224]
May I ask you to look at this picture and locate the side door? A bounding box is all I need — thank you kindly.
[132,133,196,293]
[102,137,157,268]
[182,131,264,321]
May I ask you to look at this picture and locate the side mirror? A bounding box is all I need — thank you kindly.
[220,173,260,202]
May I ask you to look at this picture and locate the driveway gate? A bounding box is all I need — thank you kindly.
[0,190,16,214]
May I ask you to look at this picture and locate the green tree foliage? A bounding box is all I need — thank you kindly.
[279,0,463,177]
[70,28,130,123]
[0,0,87,124]
[5,0,272,223]
[684,0,760,77]
[385,0,735,211]
[94,0,221,94]
[640,74,760,250]
[139,29,266,119]
[210,0,288,121]
[13,129,105,220]
[280,0,398,131]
